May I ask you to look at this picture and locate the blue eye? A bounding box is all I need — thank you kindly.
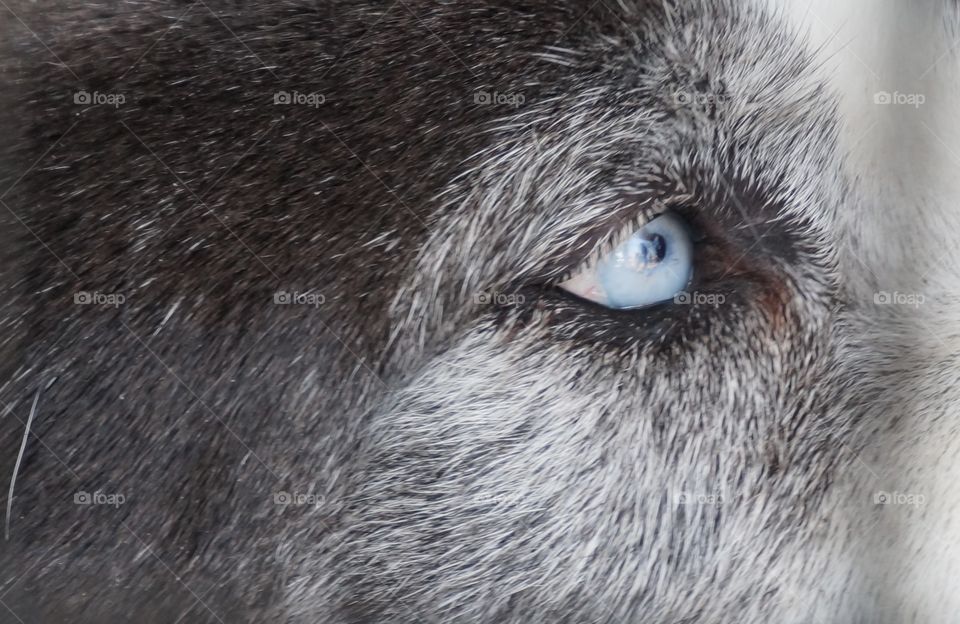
[559,212,694,309]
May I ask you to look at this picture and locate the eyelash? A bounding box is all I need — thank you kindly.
[480,205,731,349]
[553,204,664,286]
[553,203,708,286]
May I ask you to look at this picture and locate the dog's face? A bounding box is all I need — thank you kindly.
[302,4,855,620]
[0,0,957,623]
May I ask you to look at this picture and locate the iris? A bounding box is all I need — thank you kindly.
[559,212,694,309]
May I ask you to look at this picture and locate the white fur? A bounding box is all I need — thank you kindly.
[772,0,960,620]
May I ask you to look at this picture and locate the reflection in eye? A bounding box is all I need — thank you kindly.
[558,212,694,309]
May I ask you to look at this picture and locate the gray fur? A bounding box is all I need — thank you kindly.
[0,0,953,622]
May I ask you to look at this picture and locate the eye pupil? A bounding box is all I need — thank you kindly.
[629,233,667,271]
[647,234,667,264]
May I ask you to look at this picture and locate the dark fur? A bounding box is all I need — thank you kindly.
[0,2,862,622]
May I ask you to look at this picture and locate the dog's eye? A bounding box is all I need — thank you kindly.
[559,212,693,309]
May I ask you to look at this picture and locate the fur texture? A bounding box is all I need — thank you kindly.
[0,0,957,622]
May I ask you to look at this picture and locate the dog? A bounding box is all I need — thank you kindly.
[0,0,958,622]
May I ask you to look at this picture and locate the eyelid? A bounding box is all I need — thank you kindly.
[555,201,668,284]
